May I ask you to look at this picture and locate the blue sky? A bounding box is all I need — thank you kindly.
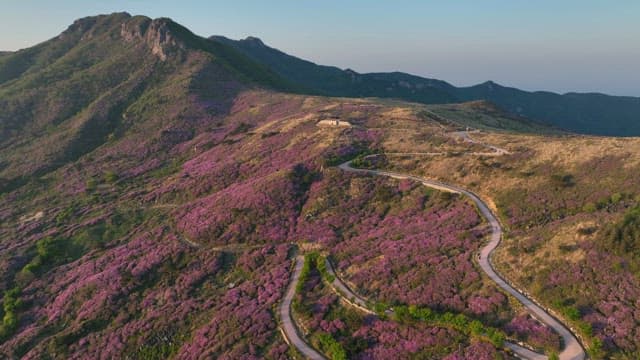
[1,0,639,96]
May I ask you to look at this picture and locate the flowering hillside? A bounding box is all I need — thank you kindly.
[1,12,639,360]
[1,65,520,357]
[384,129,640,358]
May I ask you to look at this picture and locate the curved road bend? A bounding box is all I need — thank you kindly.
[323,259,375,315]
[338,160,585,360]
[325,254,546,360]
[279,255,325,360]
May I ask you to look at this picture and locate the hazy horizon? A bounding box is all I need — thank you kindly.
[2,0,639,96]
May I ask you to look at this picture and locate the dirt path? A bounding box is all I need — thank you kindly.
[449,130,511,155]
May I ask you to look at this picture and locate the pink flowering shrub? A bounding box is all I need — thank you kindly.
[0,225,291,359]
[505,315,561,352]
[175,244,291,359]
[442,341,501,360]
[293,257,505,359]
[536,245,640,355]
[0,88,392,358]
[492,156,640,357]
[300,172,511,322]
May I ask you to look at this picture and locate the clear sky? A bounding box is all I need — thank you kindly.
[2,0,639,96]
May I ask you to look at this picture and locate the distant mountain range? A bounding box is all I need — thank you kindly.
[211,35,640,136]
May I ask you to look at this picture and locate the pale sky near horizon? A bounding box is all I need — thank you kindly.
[1,1,639,96]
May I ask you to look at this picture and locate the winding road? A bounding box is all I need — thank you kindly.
[323,252,546,360]
[279,255,325,360]
[337,159,586,360]
[278,131,585,360]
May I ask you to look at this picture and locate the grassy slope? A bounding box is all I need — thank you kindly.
[0,13,296,191]
[426,101,563,134]
[377,114,640,358]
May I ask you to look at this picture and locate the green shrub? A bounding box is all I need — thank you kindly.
[55,205,76,224]
[23,211,144,276]
[582,202,596,213]
[85,178,97,192]
[316,257,335,283]
[316,332,347,360]
[610,192,623,203]
[588,337,605,359]
[296,253,317,293]
[563,305,580,321]
[578,321,593,337]
[600,204,640,258]
[391,304,505,347]
[104,171,119,183]
[486,328,505,347]
[373,302,389,316]
[0,287,22,339]
[550,173,575,188]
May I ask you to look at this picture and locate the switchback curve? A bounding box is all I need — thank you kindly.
[337,159,586,360]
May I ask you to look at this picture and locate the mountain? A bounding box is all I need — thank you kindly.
[211,35,640,136]
[210,35,458,104]
[453,81,640,136]
[2,13,545,359]
[2,13,640,359]
[0,13,292,192]
[426,100,563,134]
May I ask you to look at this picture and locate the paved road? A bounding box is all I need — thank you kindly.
[324,259,375,315]
[324,239,546,360]
[279,256,325,360]
[339,160,586,360]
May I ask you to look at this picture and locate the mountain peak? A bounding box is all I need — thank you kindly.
[58,12,132,41]
[242,36,265,46]
[478,80,501,92]
[56,13,189,61]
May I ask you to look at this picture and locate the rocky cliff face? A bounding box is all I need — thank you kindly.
[120,16,185,61]
[56,13,185,61]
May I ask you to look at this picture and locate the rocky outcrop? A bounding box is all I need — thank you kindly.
[120,16,185,61]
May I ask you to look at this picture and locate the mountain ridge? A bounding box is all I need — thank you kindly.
[211,35,640,136]
[0,13,294,191]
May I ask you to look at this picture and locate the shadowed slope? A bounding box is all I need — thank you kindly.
[0,13,293,192]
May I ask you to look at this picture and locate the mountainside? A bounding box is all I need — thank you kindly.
[453,81,640,136]
[426,100,563,134]
[1,12,640,360]
[0,13,291,192]
[210,35,458,104]
[212,35,640,136]
[0,13,533,359]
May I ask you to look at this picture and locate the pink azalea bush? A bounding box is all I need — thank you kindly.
[301,172,511,321]
[293,258,506,359]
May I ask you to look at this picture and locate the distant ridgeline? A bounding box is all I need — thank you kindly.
[211,35,640,136]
